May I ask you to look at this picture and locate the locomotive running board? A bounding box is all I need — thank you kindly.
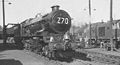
[21,35,43,38]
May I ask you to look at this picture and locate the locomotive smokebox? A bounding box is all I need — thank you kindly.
[51,5,60,11]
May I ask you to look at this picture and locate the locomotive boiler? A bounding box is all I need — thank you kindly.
[21,5,71,35]
[6,5,72,58]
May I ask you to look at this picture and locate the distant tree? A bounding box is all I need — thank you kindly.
[77,23,89,36]
[69,23,89,36]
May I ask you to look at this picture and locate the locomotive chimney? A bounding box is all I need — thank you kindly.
[51,5,60,11]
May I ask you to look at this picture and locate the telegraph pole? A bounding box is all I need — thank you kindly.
[110,0,113,21]
[110,0,114,50]
[2,0,6,44]
[89,0,92,46]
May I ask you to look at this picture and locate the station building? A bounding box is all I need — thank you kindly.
[83,19,120,41]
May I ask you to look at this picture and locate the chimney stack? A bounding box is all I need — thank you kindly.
[51,5,60,11]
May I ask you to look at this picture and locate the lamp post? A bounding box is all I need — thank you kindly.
[89,0,92,46]
[83,0,96,46]
[2,0,11,44]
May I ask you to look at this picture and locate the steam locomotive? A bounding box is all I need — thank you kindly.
[6,5,72,58]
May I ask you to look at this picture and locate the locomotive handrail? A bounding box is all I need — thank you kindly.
[6,23,20,27]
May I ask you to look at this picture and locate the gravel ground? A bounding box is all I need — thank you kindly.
[24,50,110,65]
[0,43,116,65]
[0,49,113,65]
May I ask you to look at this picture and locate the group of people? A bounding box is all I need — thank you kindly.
[97,39,120,51]
[81,38,120,51]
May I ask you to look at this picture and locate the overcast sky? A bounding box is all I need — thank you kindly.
[0,0,120,26]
